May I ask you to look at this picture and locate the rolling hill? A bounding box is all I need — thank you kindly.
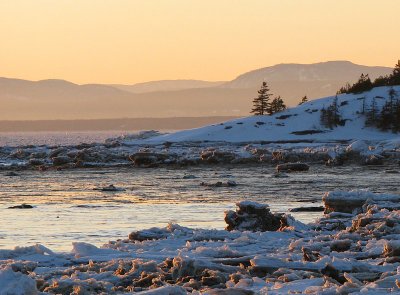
[0,61,393,120]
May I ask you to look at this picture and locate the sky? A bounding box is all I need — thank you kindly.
[0,0,399,84]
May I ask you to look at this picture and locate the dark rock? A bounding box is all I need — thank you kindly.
[52,156,71,166]
[291,130,324,135]
[200,150,236,164]
[276,162,309,172]
[8,204,34,209]
[224,201,284,232]
[276,115,292,120]
[330,240,352,252]
[94,184,124,192]
[206,289,255,295]
[129,152,169,167]
[362,155,384,165]
[302,247,321,262]
[200,181,237,187]
[49,147,67,158]
[4,172,19,177]
[128,228,170,241]
[29,158,44,166]
[289,206,324,212]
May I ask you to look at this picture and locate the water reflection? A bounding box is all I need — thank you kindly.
[0,165,398,250]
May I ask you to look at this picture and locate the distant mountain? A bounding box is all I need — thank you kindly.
[0,61,393,120]
[221,61,392,103]
[224,61,391,88]
[112,80,225,93]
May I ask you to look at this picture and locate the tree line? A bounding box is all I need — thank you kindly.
[337,60,400,94]
[250,82,287,115]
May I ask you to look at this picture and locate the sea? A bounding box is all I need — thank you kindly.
[0,131,399,251]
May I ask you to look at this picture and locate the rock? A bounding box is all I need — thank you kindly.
[276,162,309,172]
[51,156,71,166]
[200,150,237,164]
[271,172,289,178]
[129,152,169,167]
[183,175,197,179]
[224,201,284,232]
[128,228,170,241]
[94,184,124,192]
[200,181,237,187]
[10,149,30,160]
[289,206,324,212]
[4,172,19,176]
[330,239,352,252]
[8,204,34,209]
[362,155,384,165]
[48,147,67,158]
[383,241,400,257]
[200,269,226,286]
[29,158,44,166]
[206,289,255,295]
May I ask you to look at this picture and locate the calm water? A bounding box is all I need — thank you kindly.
[0,131,140,147]
[1,165,399,251]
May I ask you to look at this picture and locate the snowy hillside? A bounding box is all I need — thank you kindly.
[143,86,400,143]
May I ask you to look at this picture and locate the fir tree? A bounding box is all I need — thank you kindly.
[365,97,378,127]
[377,101,393,131]
[389,60,400,86]
[320,96,342,129]
[392,100,400,133]
[251,82,272,115]
[298,95,308,105]
[269,96,287,114]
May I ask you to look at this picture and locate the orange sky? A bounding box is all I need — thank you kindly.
[0,0,399,84]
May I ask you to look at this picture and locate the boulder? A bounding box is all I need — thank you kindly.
[51,156,71,166]
[29,158,44,166]
[200,150,237,164]
[8,204,34,209]
[224,201,284,231]
[129,152,170,167]
[362,155,384,165]
[200,181,237,187]
[276,162,309,172]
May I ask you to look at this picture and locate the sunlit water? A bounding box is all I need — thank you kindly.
[0,131,142,147]
[0,165,399,251]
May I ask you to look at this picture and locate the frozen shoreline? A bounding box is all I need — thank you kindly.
[1,133,400,171]
[2,190,400,294]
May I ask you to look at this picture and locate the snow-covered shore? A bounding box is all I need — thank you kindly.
[2,86,400,170]
[2,190,400,294]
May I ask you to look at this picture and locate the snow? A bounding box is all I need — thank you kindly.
[1,191,400,293]
[136,86,400,144]
[0,266,37,295]
[324,190,400,203]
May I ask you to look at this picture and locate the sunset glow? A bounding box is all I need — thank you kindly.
[1,0,399,84]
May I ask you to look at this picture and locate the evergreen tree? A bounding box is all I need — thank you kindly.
[377,101,393,131]
[389,60,400,86]
[269,96,287,114]
[365,97,378,127]
[251,82,272,115]
[337,83,351,94]
[392,100,400,133]
[320,107,330,128]
[298,95,308,105]
[320,96,342,129]
[373,75,389,87]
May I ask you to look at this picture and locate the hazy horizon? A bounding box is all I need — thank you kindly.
[1,1,399,84]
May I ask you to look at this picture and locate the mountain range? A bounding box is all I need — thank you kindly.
[0,61,392,120]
